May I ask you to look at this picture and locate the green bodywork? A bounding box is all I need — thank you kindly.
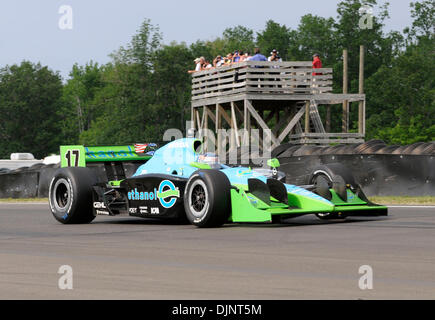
[229,184,387,223]
[60,145,152,168]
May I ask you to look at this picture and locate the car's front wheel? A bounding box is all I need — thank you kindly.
[184,170,231,228]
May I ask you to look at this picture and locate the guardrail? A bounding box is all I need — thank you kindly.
[191,61,333,101]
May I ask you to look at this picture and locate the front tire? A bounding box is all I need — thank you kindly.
[309,164,355,221]
[48,167,97,224]
[184,170,231,228]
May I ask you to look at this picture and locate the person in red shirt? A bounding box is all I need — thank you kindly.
[312,53,322,76]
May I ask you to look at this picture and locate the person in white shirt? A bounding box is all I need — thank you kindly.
[268,49,282,62]
[188,57,205,73]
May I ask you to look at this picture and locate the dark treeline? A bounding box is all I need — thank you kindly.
[0,0,433,159]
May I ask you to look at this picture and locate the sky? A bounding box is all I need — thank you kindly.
[0,0,415,79]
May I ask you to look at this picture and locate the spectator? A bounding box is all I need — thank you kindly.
[232,50,241,63]
[203,60,213,69]
[268,49,282,62]
[224,53,233,65]
[244,52,252,61]
[250,48,267,61]
[213,55,224,67]
[188,57,205,73]
[312,53,322,76]
[312,53,323,93]
[238,51,247,61]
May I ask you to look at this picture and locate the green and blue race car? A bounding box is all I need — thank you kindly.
[48,138,387,227]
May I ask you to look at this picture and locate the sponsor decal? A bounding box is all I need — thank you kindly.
[127,180,180,209]
[93,202,106,209]
[129,207,137,214]
[151,207,160,214]
[168,141,190,149]
[96,210,109,215]
[85,146,135,159]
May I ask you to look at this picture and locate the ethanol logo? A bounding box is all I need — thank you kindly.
[157,180,180,208]
[127,180,180,209]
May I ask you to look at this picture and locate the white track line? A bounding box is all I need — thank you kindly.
[387,206,435,209]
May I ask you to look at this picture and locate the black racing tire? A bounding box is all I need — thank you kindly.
[48,167,97,224]
[184,170,231,228]
[308,163,356,188]
[309,164,356,220]
[353,140,386,154]
[271,143,294,158]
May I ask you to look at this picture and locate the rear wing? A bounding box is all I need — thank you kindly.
[60,145,156,168]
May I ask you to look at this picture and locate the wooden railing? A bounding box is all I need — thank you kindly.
[191,61,333,101]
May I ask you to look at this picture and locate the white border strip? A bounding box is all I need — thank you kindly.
[387,206,435,209]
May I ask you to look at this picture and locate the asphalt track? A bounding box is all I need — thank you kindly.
[0,203,434,299]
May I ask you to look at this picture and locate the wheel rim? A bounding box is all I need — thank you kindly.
[188,180,209,218]
[52,178,72,212]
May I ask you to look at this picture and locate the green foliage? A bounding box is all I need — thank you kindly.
[222,25,255,54]
[0,1,433,159]
[366,36,435,144]
[257,20,292,59]
[404,0,435,41]
[0,61,63,158]
[288,14,337,63]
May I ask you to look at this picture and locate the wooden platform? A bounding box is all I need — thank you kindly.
[190,61,366,150]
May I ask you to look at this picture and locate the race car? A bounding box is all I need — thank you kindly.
[48,138,387,227]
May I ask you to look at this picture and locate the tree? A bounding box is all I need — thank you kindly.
[404,0,435,42]
[365,33,435,144]
[153,43,194,134]
[288,14,337,64]
[257,20,293,59]
[335,0,400,91]
[61,61,104,143]
[0,61,63,158]
[222,25,255,54]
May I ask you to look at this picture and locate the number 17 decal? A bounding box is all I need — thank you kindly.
[65,149,80,167]
[60,146,85,168]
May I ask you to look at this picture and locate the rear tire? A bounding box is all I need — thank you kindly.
[184,170,231,228]
[48,167,97,224]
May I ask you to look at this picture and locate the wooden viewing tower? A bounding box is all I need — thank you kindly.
[190,59,366,153]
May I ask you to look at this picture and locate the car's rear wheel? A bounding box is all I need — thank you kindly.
[184,170,231,228]
[49,167,97,224]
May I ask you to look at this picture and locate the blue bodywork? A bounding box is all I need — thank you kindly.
[133,138,333,206]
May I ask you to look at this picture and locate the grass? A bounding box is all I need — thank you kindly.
[369,196,435,206]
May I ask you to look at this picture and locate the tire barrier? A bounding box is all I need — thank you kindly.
[0,161,144,199]
[0,140,434,198]
[272,140,435,158]
[0,171,40,198]
[273,142,435,197]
